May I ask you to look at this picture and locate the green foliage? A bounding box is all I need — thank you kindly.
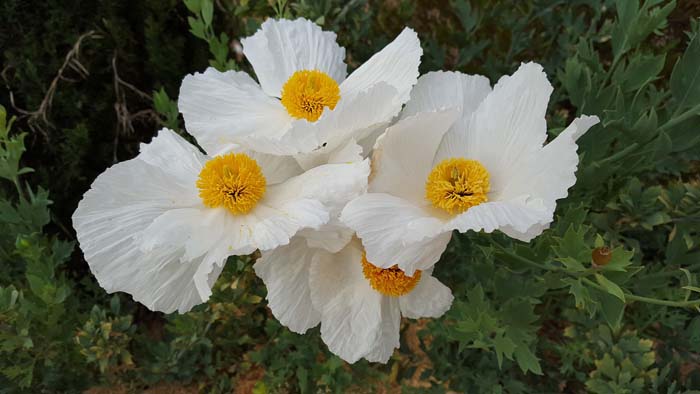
[75,296,136,374]
[1,0,700,392]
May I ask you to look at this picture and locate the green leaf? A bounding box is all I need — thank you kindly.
[493,333,516,368]
[611,0,675,61]
[601,247,634,272]
[188,16,206,39]
[613,53,665,92]
[152,88,180,130]
[201,0,214,27]
[513,346,542,375]
[183,0,201,13]
[597,290,625,329]
[553,225,591,271]
[595,274,626,302]
[671,29,700,109]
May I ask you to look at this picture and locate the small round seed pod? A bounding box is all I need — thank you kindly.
[592,246,612,266]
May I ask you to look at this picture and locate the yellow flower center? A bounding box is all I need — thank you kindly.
[197,153,266,215]
[361,253,422,297]
[280,70,340,122]
[425,158,490,214]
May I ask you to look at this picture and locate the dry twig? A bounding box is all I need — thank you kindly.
[2,30,99,138]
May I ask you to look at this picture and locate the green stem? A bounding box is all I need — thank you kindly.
[659,102,700,131]
[581,278,700,308]
[12,177,26,201]
[495,247,700,309]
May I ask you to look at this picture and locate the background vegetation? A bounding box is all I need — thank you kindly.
[1,0,700,392]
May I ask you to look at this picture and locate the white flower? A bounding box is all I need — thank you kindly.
[178,18,422,162]
[254,237,453,363]
[341,63,600,274]
[72,129,369,313]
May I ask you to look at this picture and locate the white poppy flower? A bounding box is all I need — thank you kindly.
[341,63,600,275]
[178,18,422,160]
[254,237,453,363]
[72,129,369,313]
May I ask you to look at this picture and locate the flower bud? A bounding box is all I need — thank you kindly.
[592,246,612,266]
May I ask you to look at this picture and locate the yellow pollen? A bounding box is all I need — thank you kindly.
[281,69,340,122]
[361,253,421,297]
[425,158,490,214]
[197,153,266,215]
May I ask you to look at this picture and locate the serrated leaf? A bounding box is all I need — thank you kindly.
[201,0,213,27]
[616,53,665,92]
[595,274,626,302]
[188,16,206,39]
[183,0,201,13]
[597,290,625,329]
[601,247,634,272]
[513,346,542,375]
[611,0,675,61]
[671,29,700,109]
[493,333,516,368]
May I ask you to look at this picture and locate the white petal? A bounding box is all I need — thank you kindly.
[464,62,553,193]
[294,137,364,171]
[139,129,208,181]
[178,68,292,156]
[498,116,600,209]
[243,150,304,185]
[254,237,321,333]
[267,159,370,211]
[242,18,347,97]
[492,115,598,240]
[326,138,364,163]
[364,296,401,363]
[309,240,383,363]
[297,218,354,253]
[399,274,453,319]
[444,196,551,242]
[341,193,451,274]
[72,131,221,313]
[369,110,459,205]
[284,82,400,156]
[401,71,491,119]
[340,27,421,104]
[230,84,398,156]
[399,72,492,162]
[247,199,329,251]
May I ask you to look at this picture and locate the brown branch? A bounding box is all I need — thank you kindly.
[2,30,99,138]
[110,53,156,162]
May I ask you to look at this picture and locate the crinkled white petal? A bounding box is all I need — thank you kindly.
[242,18,347,97]
[72,129,222,313]
[364,296,401,363]
[497,115,600,208]
[341,193,452,274]
[491,115,598,240]
[297,218,354,253]
[243,150,304,185]
[444,196,551,242]
[340,27,421,104]
[467,62,553,191]
[400,71,492,162]
[280,82,399,156]
[399,274,453,319]
[401,71,491,119]
[254,237,321,333]
[369,110,459,205]
[309,240,384,364]
[178,68,292,156]
[295,137,364,172]
[267,159,370,212]
[244,199,328,252]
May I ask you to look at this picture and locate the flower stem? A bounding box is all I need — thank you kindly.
[495,246,700,309]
